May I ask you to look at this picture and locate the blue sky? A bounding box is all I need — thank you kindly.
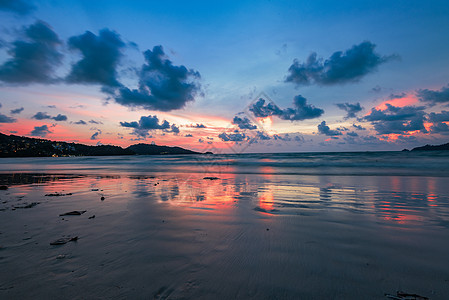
[1,0,449,152]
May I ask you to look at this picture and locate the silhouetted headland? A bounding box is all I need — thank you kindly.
[0,132,202,157]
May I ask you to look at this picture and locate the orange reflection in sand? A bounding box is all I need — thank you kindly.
[151,173,242,210]
[259,189,274,211]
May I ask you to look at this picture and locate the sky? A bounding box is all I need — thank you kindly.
[1,0,449,153]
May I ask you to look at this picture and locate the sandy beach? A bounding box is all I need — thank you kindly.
[1,170,448,299]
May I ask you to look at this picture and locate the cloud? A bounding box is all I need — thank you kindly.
[32,112,51,120]
[294,135,304,143]
[112,45,201,111]
[389,93,406,99]
[285,41,396,86]
[416,85,449,105]
[10,107,24,114]
[256,131,271,140]
[30,124,51,137]
[74,120,87,125]
[185,134,193,137]
[352,123,366,130]
[273,133,291,141]
[192,123,206,128]
[346,131,358,137]
[120,114,178,137]
[427,110,449,122]
[52,114,67,121]
[171,124,180,134]
[198,138,204,143]
[66,29,125,87]
[0,21,62,84]
[364,104,427,134]
[336,102,363,119]
[0,113,16,123]
[32,111,67,121]
[429,122,449,135]
[218,131,247,142]
[318,121,342,136]
[90,131,100,140]
[89,120,102,124]
[0,0,35,15]
[249,95,323,121]
[232,116,257,130]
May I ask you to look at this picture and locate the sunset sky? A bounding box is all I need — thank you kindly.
[1,0,449,153]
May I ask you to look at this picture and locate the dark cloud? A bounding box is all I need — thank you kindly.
[336,102,363,119]
[185,134,193,137]
[427,111,449,123]
[171,124,180,134]
[10,107,24,114]
[52,114,67,121]
[364,104,427,134]
[0,0,35,15]
[32,111,67,121]
[232,116,257,130]
[273,133,291,141]
[30,124,51,137]
[74,120,87,125]
[389,93,406,99]
[192,123,206,128]
[416,85,449,105]
[0,113,16,123]
[120,114,178,137]
[346,131,359,137]
[90,131,100,140]
[67,29,125,87]
[429,122,449,135]
[352,123,366,130]
[89,120,102,124]
[256,131,271,140]
[294,135,304,143]
[112,45,201,111]
[372,85,382,93]
[198,138,204,143]
[249,95,323,121]
[285,41,396,86]
[32,112,51,120]
[0,21,62,84]
[318,121,342,136]
[218,131,247,142]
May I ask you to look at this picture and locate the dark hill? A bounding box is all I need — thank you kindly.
[126,143,200,155]
[0,133,201,157]
[411,142,449,151]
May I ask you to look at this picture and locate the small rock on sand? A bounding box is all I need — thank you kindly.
[14,202,39,209]
[88,215,95,219]
[100,196,105,201]
[50,236,78,246]
[0,186,8,190]
[45,193,72,197]
[203,177,219,180]
[59,210,86,216]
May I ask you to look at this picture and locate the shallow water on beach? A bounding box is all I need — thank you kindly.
[1,154,449,299]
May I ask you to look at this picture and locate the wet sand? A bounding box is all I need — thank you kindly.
[1,173,449,299]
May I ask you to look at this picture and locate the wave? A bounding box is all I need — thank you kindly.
[0,151,448,177]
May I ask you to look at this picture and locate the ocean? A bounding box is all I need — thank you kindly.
[1,150,448,176]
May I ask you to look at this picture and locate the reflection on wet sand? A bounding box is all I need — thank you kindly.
[1,172,449,228]
[1,171,449,299]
